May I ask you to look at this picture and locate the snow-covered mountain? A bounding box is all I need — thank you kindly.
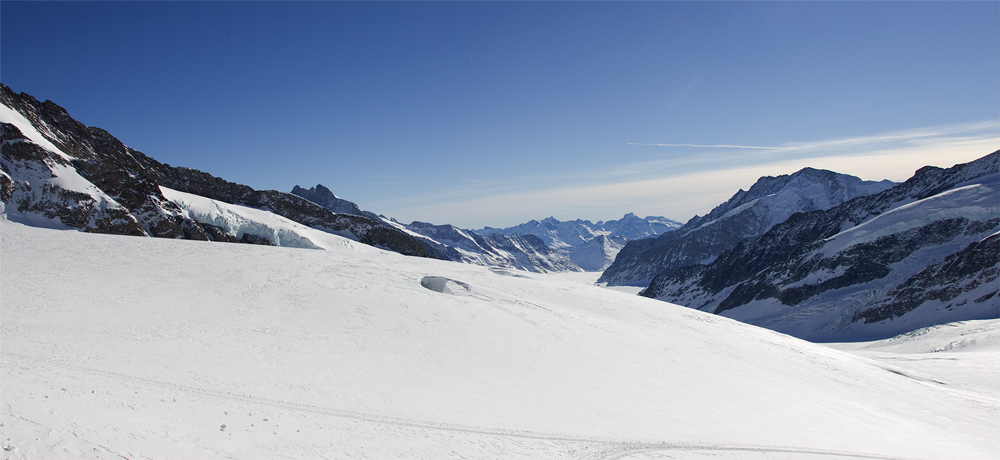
[477,213,680,271]
[396,220,582,273]
[478,213,679,249]
[641,151,1000,342]
[0,84,432,258]
[287,184,579,272]
[3,219,997,459]
[600,167,896,286]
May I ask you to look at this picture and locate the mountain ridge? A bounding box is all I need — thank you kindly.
[641,151,1000,341]
[600,167,896,286]
[0,84,432,258]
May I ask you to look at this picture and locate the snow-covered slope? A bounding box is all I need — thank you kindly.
[642,152,999,342]
[827,319,1000,394]
[601,168,896,286]
[566,234,627,271]
[2,220,997,459]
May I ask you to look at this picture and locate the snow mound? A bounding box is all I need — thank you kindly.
[420,276,490,300]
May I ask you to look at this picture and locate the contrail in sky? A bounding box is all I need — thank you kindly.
[627,143,790,150]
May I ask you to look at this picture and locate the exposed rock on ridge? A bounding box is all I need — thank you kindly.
[600,168,896,286]
[0,84,431,258]
[291,184,380,220]
[641,151,999,341]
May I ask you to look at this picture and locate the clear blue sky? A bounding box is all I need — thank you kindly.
[3,2,998,228]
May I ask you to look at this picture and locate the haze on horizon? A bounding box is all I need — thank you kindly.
[1,2,996,229]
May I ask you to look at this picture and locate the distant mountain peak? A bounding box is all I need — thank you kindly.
[640,150,1000,341]
[600,168,897,287]
[290,183,379,220]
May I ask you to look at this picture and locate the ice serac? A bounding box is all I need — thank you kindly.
[600,167,896,286]
[0,84,432,258]
[399,220,582,273]
[642,151,1000,342]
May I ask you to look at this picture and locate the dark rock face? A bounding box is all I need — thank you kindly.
[601,168,895,287]
[641,151,999,341]
[854,233,999,324]
[198,223,241,243]
[0,84,433,258]
[290,184,380,220]
[1,123,148,236]
[1,85,201,239]
[155,167,431,257]
[239,233,273,246]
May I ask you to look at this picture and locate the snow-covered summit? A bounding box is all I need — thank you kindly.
[391,219,583,273]
[478,213,679,249]
[601,167,896,286]
[476,213,680,271]
[642,151,999,342]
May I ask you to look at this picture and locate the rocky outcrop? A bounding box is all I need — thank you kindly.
[1,88,201,239]
[152,167,430,257]
[291,184,380,220]
[852,232,998,325]
[0,84,432,258]
[601,168,896,287]
[641,151,999,341]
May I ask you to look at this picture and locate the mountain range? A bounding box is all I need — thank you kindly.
[1,84,996,343]
[640,151,999,341]
[290,182,677,272]
[600,168,897,287]
[476,214,681,270]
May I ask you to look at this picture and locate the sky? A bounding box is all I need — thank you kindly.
[2,1,997,229]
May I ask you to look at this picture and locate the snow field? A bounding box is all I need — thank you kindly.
[1,220,998,459]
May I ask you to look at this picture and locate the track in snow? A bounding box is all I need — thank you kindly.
[1,353,921,460]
